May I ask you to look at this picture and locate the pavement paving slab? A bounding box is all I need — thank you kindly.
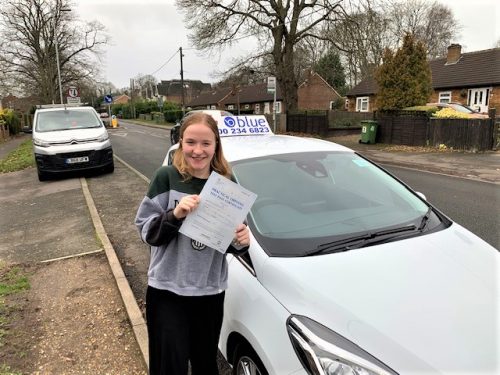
[0,169,99,263]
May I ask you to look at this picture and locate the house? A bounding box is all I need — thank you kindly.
[187,83,282,114]
[298,70,343,110]
[346,44,500,114]
[157,79,212,106]
[113,94,130,104]
[0,94,38,113]
[187,70,342,113]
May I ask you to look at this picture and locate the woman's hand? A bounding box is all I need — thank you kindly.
[173,194,200,219]
[232,224,250,247]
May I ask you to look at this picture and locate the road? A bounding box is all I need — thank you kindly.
[110,121,499,248]
[383,166,499,248]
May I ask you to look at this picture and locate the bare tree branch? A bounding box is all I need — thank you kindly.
[0,0,109,103]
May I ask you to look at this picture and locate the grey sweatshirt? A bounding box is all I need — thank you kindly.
[135,166,246,296]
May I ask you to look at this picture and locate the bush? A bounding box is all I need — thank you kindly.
[404,105,439,115]
[432,108,472,119]
[0,109,21,135]
[164,109,184,123]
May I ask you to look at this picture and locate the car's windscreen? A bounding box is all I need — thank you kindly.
[36,110,102,132]
[232,152,439,257]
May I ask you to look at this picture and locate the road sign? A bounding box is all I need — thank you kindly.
[67,97,81,104]
[68,86,79,98]
[104,95,113,104]
[267,76,276,93]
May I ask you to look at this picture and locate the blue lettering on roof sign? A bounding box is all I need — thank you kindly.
[219,116,273,137]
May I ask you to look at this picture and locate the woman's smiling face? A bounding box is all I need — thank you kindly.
[181,123,217,179]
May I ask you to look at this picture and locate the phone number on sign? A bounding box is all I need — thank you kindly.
[219,127,270,135]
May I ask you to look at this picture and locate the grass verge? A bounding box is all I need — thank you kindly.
[0,262,30,375]
[0,140,35,173]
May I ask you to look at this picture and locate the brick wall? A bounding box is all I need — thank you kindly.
[488,87,500,111]
[298,73,341,110]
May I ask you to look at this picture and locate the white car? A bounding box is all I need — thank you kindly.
[165,114,499,375]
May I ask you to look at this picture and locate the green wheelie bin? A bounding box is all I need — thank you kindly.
[359,120,378,144]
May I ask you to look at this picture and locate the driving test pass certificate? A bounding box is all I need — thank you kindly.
[179,171,257,253]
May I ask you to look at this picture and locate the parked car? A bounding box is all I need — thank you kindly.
[426,102,489,118]
[31,104,114,181]
[100,112,111,127]
[163,115,498,375]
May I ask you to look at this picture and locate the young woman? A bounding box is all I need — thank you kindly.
[135,112,249,375]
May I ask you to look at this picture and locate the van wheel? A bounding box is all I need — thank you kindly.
[104,162,114,174]
[37,169,48,181]
[232,343,268,375]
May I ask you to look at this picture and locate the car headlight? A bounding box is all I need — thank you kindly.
[287,315,398,375]
[96,133,109,142]
[33,137,50,147]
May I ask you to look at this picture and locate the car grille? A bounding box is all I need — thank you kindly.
[36,147,113,171]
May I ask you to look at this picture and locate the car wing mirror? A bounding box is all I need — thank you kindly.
[416,191,427,201]
[170,124,181,145]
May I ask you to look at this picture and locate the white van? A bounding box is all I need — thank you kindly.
[31,105,114,181]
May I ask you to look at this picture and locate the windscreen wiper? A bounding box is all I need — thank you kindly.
[304,224,418,256]
[417,207,432,231]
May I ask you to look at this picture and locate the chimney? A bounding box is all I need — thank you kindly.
[446,44,462,65]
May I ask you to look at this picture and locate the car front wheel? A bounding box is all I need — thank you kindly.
[233,343,268,375]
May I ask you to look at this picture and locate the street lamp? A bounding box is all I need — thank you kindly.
[53,7,71,104]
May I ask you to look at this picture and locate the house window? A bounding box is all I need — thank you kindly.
[244,104,250,109]
[330,101,335,110]
[275,101,282,113]
[206,105,211,109]
[264,102,270,114]
[254,104,260,114]
[356,97,369,112]
[439,91,452,103]
[227,104,234,110]
[210,105,216,110]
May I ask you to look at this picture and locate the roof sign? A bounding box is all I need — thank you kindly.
[219,115,273,137]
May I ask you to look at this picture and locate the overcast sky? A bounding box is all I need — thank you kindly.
[75,0,500,89]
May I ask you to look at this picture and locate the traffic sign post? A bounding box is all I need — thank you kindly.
[67,86,81,104]
[267,77,277,132]
[104,95,113,123]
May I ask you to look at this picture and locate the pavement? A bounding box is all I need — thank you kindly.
[0,130,498,373]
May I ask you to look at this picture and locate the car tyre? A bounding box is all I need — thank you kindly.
[37,169,48,181]
[232,343,268,375]
[104,162,114,174]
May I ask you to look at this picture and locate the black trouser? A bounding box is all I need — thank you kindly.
[146,286,225,375]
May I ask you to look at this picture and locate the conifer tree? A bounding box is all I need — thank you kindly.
[375,34,432,110]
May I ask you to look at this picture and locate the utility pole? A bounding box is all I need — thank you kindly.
[53,7,71,104]
[180,47,185,115]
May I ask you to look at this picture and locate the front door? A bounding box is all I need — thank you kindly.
[468,88,490,113]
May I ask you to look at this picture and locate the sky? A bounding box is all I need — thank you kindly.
[75,0,500,89]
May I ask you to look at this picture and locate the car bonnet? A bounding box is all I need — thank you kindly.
[259,223,499,374]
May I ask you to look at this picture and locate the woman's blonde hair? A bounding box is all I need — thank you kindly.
[172,112,231,180]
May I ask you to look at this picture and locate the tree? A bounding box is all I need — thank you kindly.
[0,0,109,103]
[314,49,347,95]
[328,1,392,87]
[375,33,432,110]
[133,73,158,98]
[176,0,347,112]
[387,0,459,59]
[327,0,459,88]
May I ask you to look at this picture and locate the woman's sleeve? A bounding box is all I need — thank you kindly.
[135,168,182,247]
